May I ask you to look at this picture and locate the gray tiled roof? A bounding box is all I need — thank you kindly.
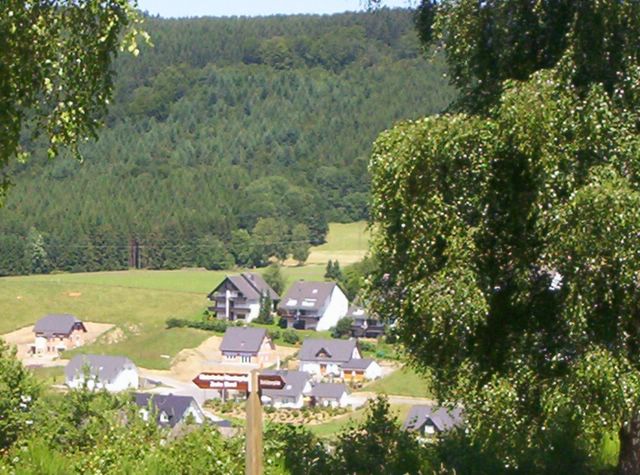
[402,405,464,433]
[209,273,279,301]
[134,393,200,427]
[65,354,136,383]
[242,273,279,300]
[299,338,358,363]
[220,327,269,354]
[260,370,312,398]
[342,358,376,371]
[277,281,337,312]
[310,383,348,399]
[34,314,85,337]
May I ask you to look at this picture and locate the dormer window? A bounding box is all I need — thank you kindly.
[315,348,331,358]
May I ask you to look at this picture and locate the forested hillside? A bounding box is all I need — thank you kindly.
[0,8,454,275]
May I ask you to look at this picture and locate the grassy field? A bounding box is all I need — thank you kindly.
[0,222,369,369]
[306,221,369,265]
[12,264,326,295]
[364,366,433,398]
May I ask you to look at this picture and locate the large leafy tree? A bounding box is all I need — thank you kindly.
[0,0,142,204]
[370,1,640,472]
[415,0,640,110]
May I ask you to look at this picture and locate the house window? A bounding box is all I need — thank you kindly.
[241,355,251,363]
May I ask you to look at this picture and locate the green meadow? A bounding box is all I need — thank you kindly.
[364,366,433,398]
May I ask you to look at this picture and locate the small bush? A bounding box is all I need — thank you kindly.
[358,340,375,353]
[282,330,300,345]
[268,329,281,341]
[166,318,186,329]
[278,317,288,329]
[331,317,353,339]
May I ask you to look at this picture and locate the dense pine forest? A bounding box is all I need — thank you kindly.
[0,8,454,275]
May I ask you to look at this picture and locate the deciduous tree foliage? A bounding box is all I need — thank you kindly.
[0,340,39,451]
[370,1,640,471]
[416,0,640,110]
[0,0,141,202]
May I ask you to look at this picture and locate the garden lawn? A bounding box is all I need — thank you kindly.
[364,366,433,398]
[309,403,413,439]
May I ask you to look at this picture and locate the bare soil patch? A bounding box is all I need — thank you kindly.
[165,334,298,382]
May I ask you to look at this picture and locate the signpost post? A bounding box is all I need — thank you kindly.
[246,370,262,475]
[193,371,286,475]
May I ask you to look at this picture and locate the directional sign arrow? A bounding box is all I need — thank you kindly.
[257,374,286,390]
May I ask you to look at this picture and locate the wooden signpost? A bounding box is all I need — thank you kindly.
[192,371,286,475]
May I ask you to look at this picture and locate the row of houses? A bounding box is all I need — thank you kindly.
[34,315,459,435]
[28,272,384,359]
[64,351,460,435]
[213,326,383,409]
[207,273,384,336]
[217,327,382,382]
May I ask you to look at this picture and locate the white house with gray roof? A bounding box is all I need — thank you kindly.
[402,405,464,438]
[134,393,205,428]
[208,273,279,322]
[260,370,313,409]
[309,382,349,408]
[299,338,361,379]
[65,354,139,392]
[277,281,348,331]
[342,358,382,382]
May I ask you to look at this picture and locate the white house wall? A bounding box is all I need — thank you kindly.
[316,287,349,331]
[300,361,342,380]
[107,368,139,392]
[246,303,261,322]
[364,362,382,380]
[66,368,139,393]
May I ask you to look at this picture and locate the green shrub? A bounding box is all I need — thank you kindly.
[358,340,375,353]
[268,329,281,341]
[166,318,187,329]
[282,330,300,345]
[331,316,353,338]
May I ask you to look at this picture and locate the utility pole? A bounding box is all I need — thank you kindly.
[245,369,263,475]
